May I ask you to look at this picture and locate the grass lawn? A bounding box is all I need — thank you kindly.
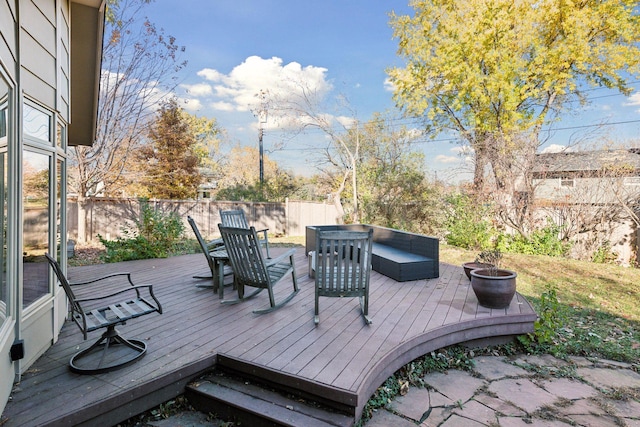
[443,244,639,362]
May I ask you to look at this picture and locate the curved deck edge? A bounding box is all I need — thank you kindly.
[354,292,537,421]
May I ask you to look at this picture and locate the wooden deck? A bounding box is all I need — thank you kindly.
[1,247,537,426]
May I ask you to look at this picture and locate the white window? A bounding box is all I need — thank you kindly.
[623,177,640,186]
[560,177,574,187]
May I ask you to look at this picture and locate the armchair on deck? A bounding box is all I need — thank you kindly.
[314,229,374,325]
[219,209,271,258]
[188,215,233,297]
[218,225,298,314]
[45,253,162,374]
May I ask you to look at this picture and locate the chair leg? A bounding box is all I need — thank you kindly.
[221,286,263,305]
[261,230,271,258]
[360,295,372,325]
[290,264,299,294]
[197,263,233,299]
[253,288,298,314]
[69,325,147,374]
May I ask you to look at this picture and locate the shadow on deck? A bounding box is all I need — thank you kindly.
[1,247,537,426]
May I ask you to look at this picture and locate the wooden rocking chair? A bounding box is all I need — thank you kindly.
[218,225,298,314]
[45,253,162,374]
[314,229,374,325]
[187,215,233,298]
[220,209,271,258]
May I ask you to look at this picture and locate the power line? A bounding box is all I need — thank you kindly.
[261,81,640,152]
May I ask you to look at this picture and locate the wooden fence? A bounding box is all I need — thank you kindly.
[67,198,341,242]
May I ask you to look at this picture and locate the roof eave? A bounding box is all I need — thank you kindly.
[68,0,105,147]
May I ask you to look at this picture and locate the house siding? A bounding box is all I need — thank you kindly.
[533,150,640,265]
[0,0,104,417]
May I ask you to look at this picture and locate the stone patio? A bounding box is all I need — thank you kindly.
[366,354,640,427]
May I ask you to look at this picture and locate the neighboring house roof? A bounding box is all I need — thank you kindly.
[534,149,640,175]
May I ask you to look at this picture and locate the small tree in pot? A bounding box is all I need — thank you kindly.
[462,249,498,280]
[469,249,517,309]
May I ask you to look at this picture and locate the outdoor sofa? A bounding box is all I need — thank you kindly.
[305,224,439,282]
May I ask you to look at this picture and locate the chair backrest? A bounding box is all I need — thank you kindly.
[218,225,269,288]
[315,229,374,296]
[220,209,249,229]
[188,215,215,270]
[45,253,83,315]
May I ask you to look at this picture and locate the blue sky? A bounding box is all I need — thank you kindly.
[141,0,640,183]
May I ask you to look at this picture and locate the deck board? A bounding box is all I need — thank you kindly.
[1,247,537,426]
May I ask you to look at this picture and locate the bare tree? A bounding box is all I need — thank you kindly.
[269,81,361,223]
[69,0,185,241]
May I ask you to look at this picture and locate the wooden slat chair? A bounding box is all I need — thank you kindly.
[218,225,298,314]
[314,229,374,325]
[220,209,271,258]
[45,253,162,374]
[187,215,233,297]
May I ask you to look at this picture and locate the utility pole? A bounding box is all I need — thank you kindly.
[254,90,268,189]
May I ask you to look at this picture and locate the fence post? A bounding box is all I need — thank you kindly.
[285,197,289,236]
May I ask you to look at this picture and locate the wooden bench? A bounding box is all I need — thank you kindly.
[306,224,439,282]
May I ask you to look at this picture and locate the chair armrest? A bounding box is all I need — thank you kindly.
[265,248,296,267]
[255,228,269,242]
[206,237,225,250]
[70,272,134,287]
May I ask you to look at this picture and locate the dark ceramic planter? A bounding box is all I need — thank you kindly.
[469,268,517,309]
[462,262,494,280]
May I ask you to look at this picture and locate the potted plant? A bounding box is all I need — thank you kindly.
[462,260,494,280]
[469,249,517,309]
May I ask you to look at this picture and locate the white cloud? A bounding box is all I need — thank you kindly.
[100,69,168,112]
[406,127,424,138]
[624,92,640,106]
[181,82,213,97]
[197,68,225,82]
[192,56,332,116]
[435,154,461,164]
[450,145,472,156]
[383,77,395,92]
[541,144,568,153]
[335,115,357,128]
[210,101,235,112]
[181,98,203,111]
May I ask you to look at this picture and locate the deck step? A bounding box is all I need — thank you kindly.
[186,371,354,427]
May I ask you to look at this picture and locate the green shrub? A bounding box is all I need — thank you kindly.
[517,286,566,355]
[443,193,496,250]
[99,202,185,263]
[591,242,617,264]
[497,221,571,257]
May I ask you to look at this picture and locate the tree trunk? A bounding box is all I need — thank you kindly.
[473,149,488,194]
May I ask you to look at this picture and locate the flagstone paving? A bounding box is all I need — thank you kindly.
[366,354,640,427]
[152,354,639,426]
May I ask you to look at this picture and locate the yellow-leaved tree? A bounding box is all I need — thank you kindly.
[388,0,640,234]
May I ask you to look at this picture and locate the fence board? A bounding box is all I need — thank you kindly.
[65,197,340,242]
